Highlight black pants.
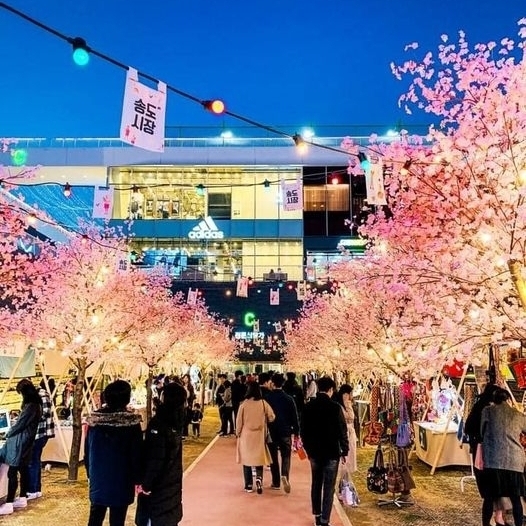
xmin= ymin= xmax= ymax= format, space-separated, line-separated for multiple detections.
xmin=220 ymin=406 xmax=234 ymax=434
xmin=7 ymin=465 xmax=29 ymax=502
xmin=192 ymin=423 xmax=201 ymax=436
xmin=268 ymin=436 xmax=292 ymax=487
xmin=87 ymin=503 xmax=128 ymax=526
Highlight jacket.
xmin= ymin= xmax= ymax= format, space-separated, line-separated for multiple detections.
xmin=236 ymin=399 xmax=275 ymax=466
xmin=283 ymin=379 xmax=305 ymax=417
xmin=136 ymin=414 xmax=184 ymax=526
xmin=3 ymin=401 xmax=41 ymax=467
xmin=85 ymin=409 xmax=143 ymax=507
xmin=265 ymin=389 xmax=300 ymax=439
xmin=301 ymin=392 xmax=349 ymax=461
xmin=481 ymin=402 xmax=526 ymax=473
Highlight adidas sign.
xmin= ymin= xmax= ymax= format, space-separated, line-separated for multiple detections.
xmin=188 ymin=216 xmax=224 ymax=239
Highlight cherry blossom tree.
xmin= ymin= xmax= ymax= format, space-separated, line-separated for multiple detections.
xmin=26 ymin=225 xmax=154 ymax=480
xmin=339 ymin=20 xmax=526 ymax=369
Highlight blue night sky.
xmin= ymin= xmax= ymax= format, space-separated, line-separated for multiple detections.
xmin=0 ymin=0 xmax=525 ymax=139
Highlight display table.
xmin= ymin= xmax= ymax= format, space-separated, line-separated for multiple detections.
xmin=413 ymin=421 xmax=470 ymax=468
xmin=42 ymin=423 xmax=85 ymax=464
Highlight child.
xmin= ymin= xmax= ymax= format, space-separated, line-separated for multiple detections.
xmin=191 ymin=402 xmax=203 ymax=438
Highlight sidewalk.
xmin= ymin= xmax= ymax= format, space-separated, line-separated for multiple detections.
xmin=180 ymin=436 xmax=351 ymax=526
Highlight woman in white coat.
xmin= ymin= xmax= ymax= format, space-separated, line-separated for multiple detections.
xmin=334 ymin=384 xmax=357 ymax=473
xmin=235 ymin=381 xmax=275 ymax=494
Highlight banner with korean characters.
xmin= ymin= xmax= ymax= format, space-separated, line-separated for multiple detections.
xmin=120 ymin=68 xmax=167 ymax=153
xmin=281 ymin=178 xmax=303 ymax=211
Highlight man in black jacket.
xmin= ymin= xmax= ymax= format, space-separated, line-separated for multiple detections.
xmin=266 ymin=373 xmax=300 ymax=493
xmin=230 ymin=370 xmax=246 ymax=426
xmin=301 ymin=376 xmax=349 ymax=526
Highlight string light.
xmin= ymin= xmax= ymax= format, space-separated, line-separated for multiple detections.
xmin=0 ymin=3 xmax=436 ymax=170
xmin=195 ymin=184 xmax=205 ymax=196
xmin=63 ymin=182 xmax=72 ymax=197
xmin=400 ymin=160 xmax=412 ymax=175
xmin=358 ymin=152 xmax=371 ymax=170
xmin=202 ymin=99 xmax=226 ymax=115
xmin=263 ymin=179 xmax=271 ymax=189
xmin=70 ymin=36 xmax=90 ymax=66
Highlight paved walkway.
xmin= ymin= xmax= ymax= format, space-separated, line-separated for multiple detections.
xmin=180 ymin=436 xmax=351 ymax=526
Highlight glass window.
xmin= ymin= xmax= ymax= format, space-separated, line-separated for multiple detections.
xmin=326 ymin=185 xmax=349 ymax=211
xmin=208 ymin=192 xmax=232 ymax=219
xmin=304 ymin=186 xmax=326 ymax=212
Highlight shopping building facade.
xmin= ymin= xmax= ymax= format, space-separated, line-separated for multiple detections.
xmin=12 ymin=136 xmax=368 ymax=282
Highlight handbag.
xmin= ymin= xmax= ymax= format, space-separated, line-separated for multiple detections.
xmin=397 ymin=447 xmax=416 ymax=490
xmin=363 ymin=384 xmax=384 ymax=446
xmin=366 ymin=447 xmax=388 ymax=494
xmin=386 ymin=448 xmax=405 ymax=494
xmin=262 ymin=400 xmax=272 ymax=444
xmin=396 ymin=391 xmax=412 ymax=448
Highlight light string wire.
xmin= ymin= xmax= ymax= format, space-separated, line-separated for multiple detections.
xmin=0 ymin=1 xmax=418 ymax=164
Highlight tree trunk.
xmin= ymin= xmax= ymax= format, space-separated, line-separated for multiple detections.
xmin=67 ymin=358 xmax=87 ymax=481
xmin=509 ymin=259 xmax=526 ymax=310
xmin=199 ymin=364 xmax=209 ymax=409
xmin=146 ymin=366 xmax=154 ymax=424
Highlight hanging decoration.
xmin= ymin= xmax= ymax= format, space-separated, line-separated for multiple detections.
xmin=187 ymin=288 xmax=198 ymax=305
xmin=236 ymin=276 xmax=249 ymax=298
xmin=281 ymin=177 xmax=303 ymax=211
xmin=270 ymin=288 xmax=280 ymax=305
xmin=120 ymin=68 xmax=167 ymax=153
xmin=92 ymin=186 xmax=115 ymax=219
xmin=296 ymin=280 xmax=307 ymax=300
xmin=365 ymin=158 xmax=387 ymax=205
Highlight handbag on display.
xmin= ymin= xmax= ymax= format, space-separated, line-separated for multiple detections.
xmin=386 ymin=448 xmax=405 ymax=494
xmin=396 ymin=391 xmax=413 ymax=448
xmin=363 ymin=383 xmax=384 ymax=446
xmin=366 ymin=447 xmax=388 ymax=494
xmin=397 ymin=447 xmax=416 ymax=490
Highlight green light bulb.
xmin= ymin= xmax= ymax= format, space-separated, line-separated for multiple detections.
xmin=73 ymin=47 xmax=90 ymax=66
xmin=11 ymin=149 xmax=27 ymax=166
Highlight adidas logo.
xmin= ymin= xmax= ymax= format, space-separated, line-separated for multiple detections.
xmin=188 ymin=216 xmax=224 ymax=239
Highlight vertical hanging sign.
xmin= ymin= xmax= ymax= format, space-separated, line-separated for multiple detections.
xmin=270 ymin=288 xmax=280 ymax=305
xmin=120 ymin=68 xmax=167 ymax=153
xmin=281 ymin=178 xmax=303 ymax=211
xmin=236 ymin=277 xmax=249 ymax=298
xmin=366 ymin=158 xmax=387 ymax=205
xmin=92 ymin=187 xmax=115 ymax=219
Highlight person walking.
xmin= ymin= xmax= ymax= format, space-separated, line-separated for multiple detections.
xmin=84 ymin=380 xmax=143 ymax=526
xmin=135 ymin=381 xmax=186 ymax=526
xmin=0 ymin=378 xmax=42 ymax=516
xmin=27 ymin=378 xmax=55 ymax=500
xmin=231 ymin=370 xmax=246 ymax=426
xmin=266 ymin=373 xmax=300 ymax=493
xmin=301 ymin=376 xmax=349 ymax=526
xmin=283 ymin=372 xmax=305 ymax=423
xmin=181 ymin=374 xmax=196 ymax=438
xmin=480 ymin=387 xmax=526 ymax=526
xmin=219 ymin=380 xmax=235 ymax=436
xmin=464 ymin=383 xmax=509 ymax=526
xmin=235 ymin=381 xmax=275 ymax=494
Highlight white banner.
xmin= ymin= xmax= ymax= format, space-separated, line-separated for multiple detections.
xmin=116 ymin=255 xmax=130 ymax=273
xmin=270 ymin=288 xmax=280 ymax=305
xmin=0 ymin=335 xmax=27 ymax=357
xmin=92 ymin=187 xmax=114 ymax=219
xmin=366 ymin=158 xmax=387 ymax=205
xmin=120 ymin=68 xmax=167 ymax=153
xmin=236 ymin=277 xmax=249 ymax=298
xmin=187 ymin=288 xmax=198 ymax=305
xmin=281 ymin=178 xmax=303 ymax=211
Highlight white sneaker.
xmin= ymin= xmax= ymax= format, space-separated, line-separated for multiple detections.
xmin=13 ymin=497 xmax=27 ymax=509
xmin=0 ymin=503 xmax=14 ymax=515
xmin=27 ymin=492 xmax=42 ymax=500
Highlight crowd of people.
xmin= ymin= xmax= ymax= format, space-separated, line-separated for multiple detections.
xmin=0 ymin=370 xmax=357 ymax=526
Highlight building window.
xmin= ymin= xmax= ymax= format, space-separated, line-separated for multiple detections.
xmin=304 ymin=186 xmax=326 ymax=212
xmin=326 ymin=185 xmax=349 ymax=211
xmin=208 ymin=192 xmax=232 ymax=219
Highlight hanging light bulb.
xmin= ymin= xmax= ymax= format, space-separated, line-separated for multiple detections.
xmin=357 ymin=152 xmax=371 ymax=170
xmin=63 ymin=183 xmax=72 ymax=197
xmin=195 ymin=184 xmax=205 ymax=196
xmin=71 ymin=37 xmax=90 ymax=66
xmin=132 ymin=185 xmax=139 ymax=194
xmin=26 ymin=213 xmax=37 ymax=226
xmin=330 ymin=173 xmax=339 ymax=185
xmin=202 ymin=99 xmax=225 ymax=115
xmin=400 ymin=160 xmax=412 ymax=175
xmin=263 ymin=179 xmax=271 ymax=190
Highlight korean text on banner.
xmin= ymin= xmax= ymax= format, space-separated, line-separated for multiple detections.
xmin=92 ymin=187 xmax=114 ymax=219
xmin=120 ymin=68 xmax=167 ymax=153
xmin=281 ymin=178 xmax=303 ymax=211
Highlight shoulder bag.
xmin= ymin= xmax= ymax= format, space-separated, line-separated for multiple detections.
xmin=366 ymin=447 xmax=388 ymax=494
